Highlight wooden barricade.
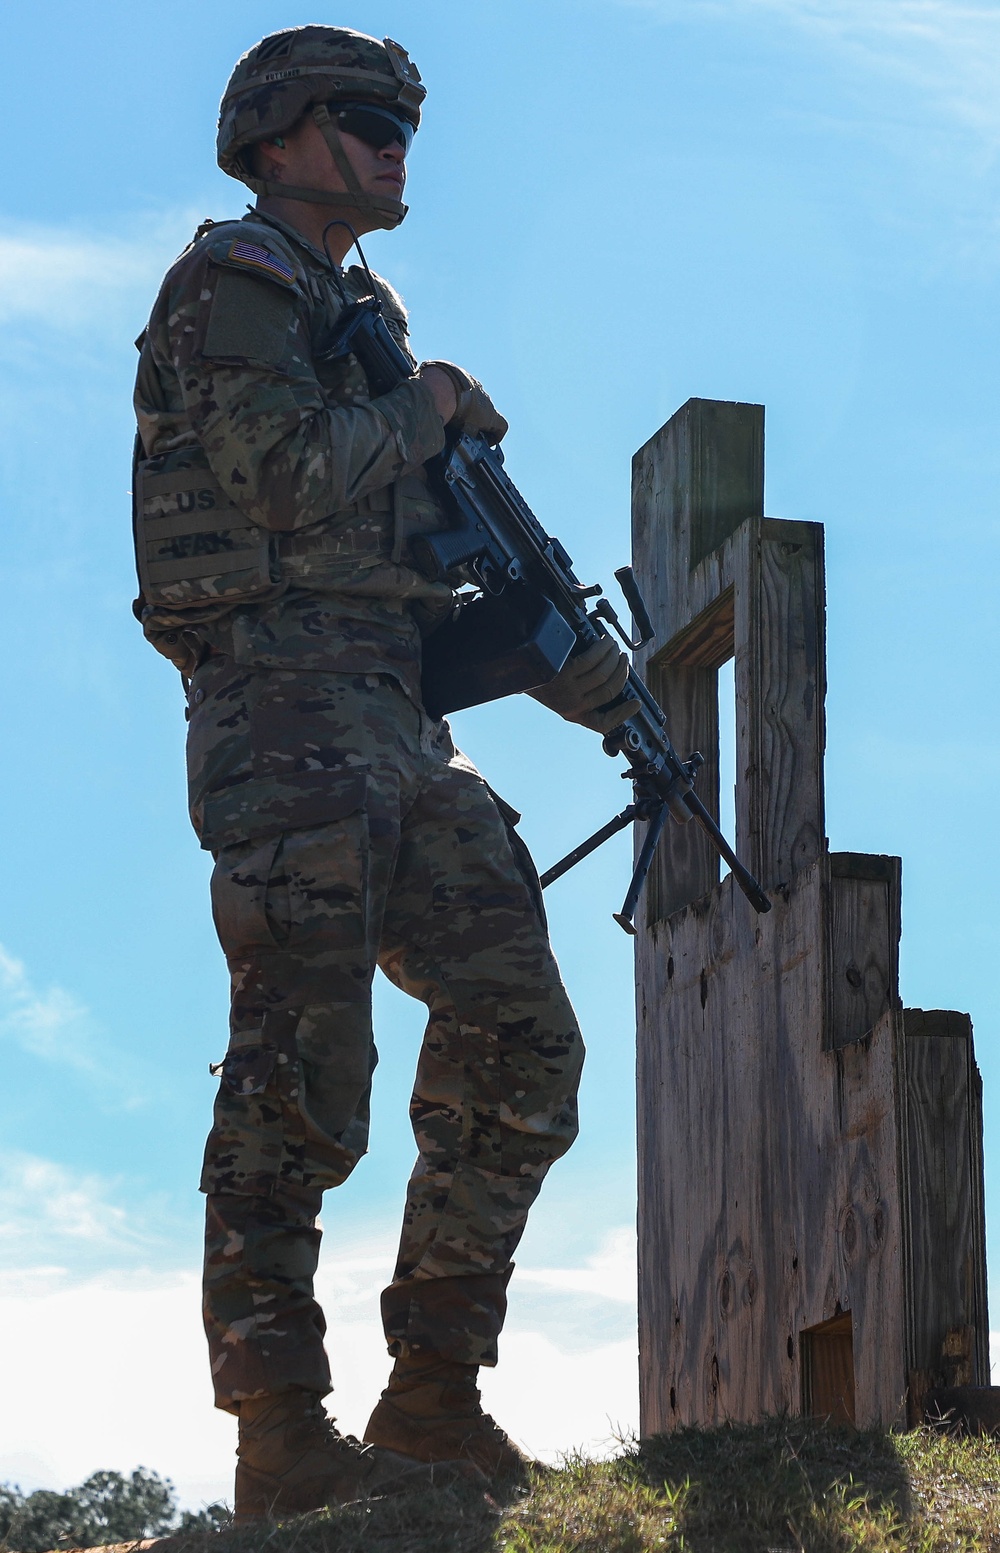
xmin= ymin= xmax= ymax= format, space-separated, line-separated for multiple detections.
xmin=631 ymin=398 xmax=988 ymax=1432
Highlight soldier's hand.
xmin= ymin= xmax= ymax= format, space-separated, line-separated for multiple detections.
xmin=528 ymin=636 xmax=641 ymax=734
xmin=418 ymin=364 xmax=459 ymax=424
xmin=418 ymin=359 xmax=508 ymax=444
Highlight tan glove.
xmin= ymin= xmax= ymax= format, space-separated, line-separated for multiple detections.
xmin=528 ymin=636 xmax=641 ymax=734
xmin=418 ymin=359 xmax=508 ymax=444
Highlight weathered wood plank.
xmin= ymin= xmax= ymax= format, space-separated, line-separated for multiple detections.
xmin=904 ymin=1009 xmax=974 ymax=1039
xmin=900 ymin=1009 xmax=989 ymax=1416
xmin=631 ymin=399 xmax=762 ymax=677
xmin=737 ymin=521 xmax=826 ymax=889
xmin=644 ymin=664 xmax=720 ymax=920
xmin=639 ymin=509 xmax=819 ymax=906
xmin=969 ymin=1053 xmax=988 ymax=1375
xmin=632 ymin=400 xmax=984 ymax=1445
xmin=826 ymin=854 xmax=901 ymax=1050
xmin=637 ymin=867 xmax=907 ymax=1434
xmin=685 ymin=401 xmax=764 ymax=569
xmin=631 ymin=399 xmax=763 ymax=603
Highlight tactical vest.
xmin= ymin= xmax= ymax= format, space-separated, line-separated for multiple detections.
xmin=134 ymin=439 xmax=279 ymax=610
xmin=133 ymin=222 xmax=445 ymax=619
xmin=133 ymin=447 xmax=436 ymax=610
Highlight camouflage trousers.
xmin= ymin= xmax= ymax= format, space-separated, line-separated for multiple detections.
xmin=187 ymin=662 xmax=584 ymax=1412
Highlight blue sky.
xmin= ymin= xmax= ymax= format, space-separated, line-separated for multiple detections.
xmin=2 ymin=0 xmax=999 ymax=1510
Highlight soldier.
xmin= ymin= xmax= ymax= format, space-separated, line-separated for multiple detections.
xmin=133 ymin=26 xmax=635 ymax=1523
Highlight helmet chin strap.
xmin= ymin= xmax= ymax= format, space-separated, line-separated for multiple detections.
xmin=246 ymin=102 xmax=407 ymax=230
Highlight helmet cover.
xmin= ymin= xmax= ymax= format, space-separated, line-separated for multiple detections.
xmin=218 ymin=26 xmax=424 ymax=188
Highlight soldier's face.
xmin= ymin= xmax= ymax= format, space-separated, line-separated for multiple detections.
xmin=274 ymin=114 xmax=407 ymax=217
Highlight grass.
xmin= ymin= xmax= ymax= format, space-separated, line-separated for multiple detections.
xmin=508 ymin=1421 xmax=1000 ymax=1551
xmin=131 ymin=1420 xmax=1000 ymax=1553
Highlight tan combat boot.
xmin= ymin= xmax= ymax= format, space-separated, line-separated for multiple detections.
xmin=234 ymin=1389 xmax=455 ymax=1523
xmin=363 ymin=1355 xmax=533 ymax=1482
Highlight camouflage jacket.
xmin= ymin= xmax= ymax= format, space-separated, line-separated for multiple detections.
xmin=133 ymin=210 xmax=455 ymax=695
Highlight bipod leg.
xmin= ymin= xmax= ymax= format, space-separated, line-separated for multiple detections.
xmin=612 ymin=800 xmax=669 ymax=935
xmin=684 ymin=789 xmax=771 ymax=914
xmin=539 ymin=803 xmax=638 ymax=890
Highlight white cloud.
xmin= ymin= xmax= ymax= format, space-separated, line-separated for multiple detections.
xmin=0 ymin=944 xmax=99 ymax=1069
xmin=0 ymin=943 xmax=149 ymax=1108
xmin=517 ymin=1225 xmax=636 ymax=1304
xmin=621 ymin=0 xmax=1000 ymax=141
xmin=0 ymin=233 xmax=150 ymax=326
xmin=0 ymin=1268 xmax=232 ymax=1511
xmin=0 ymin=211 xmax=205 ymax=330
xmin=0 ymin=1151 xmax=153 ymax=1273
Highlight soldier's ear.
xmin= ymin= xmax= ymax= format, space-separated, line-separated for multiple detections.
xmin=250 ymin=138 xmax=286 ymax=179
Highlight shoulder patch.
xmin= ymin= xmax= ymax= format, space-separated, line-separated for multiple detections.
xmin=224 ymin=240 xmax=297 ymax=287
xmin=201 ymin=266 xmax=297 ymax=365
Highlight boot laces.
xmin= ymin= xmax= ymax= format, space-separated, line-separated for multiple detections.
xmin=307 ymin=1403 xmax=366 ymax=1452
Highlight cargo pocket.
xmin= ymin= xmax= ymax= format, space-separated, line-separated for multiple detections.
xmin=201 ymin=990 xmax=324 ymax=1197
xmin=213 ymin=1043 xmax=278 ymax=1096
xmin=210 ymin=833 xmax=288 ymax=957
xmin=201 ymin=775 xmax=373 ymax=1200
xmin=277 ymin=813 xmax=369 ymax=953
xmin=200 ymin=1028 xmax=287 ymax=1196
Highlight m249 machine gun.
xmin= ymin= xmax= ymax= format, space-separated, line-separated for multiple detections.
xmin=322 ymin=227 xmax=771 ymax=930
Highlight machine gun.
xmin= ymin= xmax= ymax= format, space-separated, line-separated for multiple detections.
xmin=322 ymin=226 xmax=771 ymax=929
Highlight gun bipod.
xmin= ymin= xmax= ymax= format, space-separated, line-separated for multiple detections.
xmin=538 ymin=772 xmax=672 ymax=933
xmin=612 ymin=797 xmax=669 ymax=935
xmin=540 ymin=770 xmax=771 ymax=928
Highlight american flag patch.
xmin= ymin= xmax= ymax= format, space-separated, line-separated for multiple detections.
xmin=226 ymin=241 xmax=296 ymax=285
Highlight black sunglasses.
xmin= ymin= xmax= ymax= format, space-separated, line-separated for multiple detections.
xmin=331 ymin=102 xmax=415 ymax=155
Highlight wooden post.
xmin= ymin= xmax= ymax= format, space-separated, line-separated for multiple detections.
xmin=900 ymin=1009 xmax=990 ymax=1419
xmin=632 ymin=398 xmax=988 ymax=1434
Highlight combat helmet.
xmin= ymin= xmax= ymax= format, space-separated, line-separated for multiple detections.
xmin=218 ymin=26 xmax=425 ymax=229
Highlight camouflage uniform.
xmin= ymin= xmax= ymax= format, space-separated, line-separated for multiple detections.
xmin=134 ymin=209 xmax=584 ymax=1412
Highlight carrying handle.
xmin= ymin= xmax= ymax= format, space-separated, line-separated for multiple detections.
xmin=614 ymin=565 xmax=655 ymax=648
xmin=592 ymin=566 xmax=656 ymax=652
